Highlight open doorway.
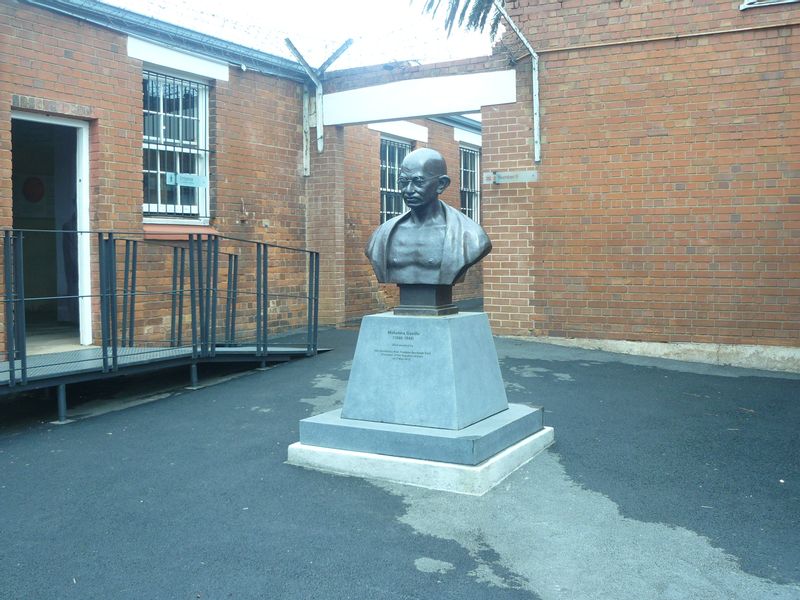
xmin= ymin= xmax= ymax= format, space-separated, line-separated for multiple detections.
xmin=11 ymin=117 xmax=87 ymax=354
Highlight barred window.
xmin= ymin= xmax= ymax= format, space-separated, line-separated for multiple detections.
xmin=460 ymin=146 xmax=480 ymax=223
xmin=380 ymin=138 xmax=411 ymax=223
xmin=142 ymin=71 xmax=209 ymax=219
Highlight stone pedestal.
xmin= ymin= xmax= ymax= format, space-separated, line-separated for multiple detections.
xmin=288 ymin=312 xmax=553 ymax=495
xmin=341 ymin=312 xmax=508 ymax=429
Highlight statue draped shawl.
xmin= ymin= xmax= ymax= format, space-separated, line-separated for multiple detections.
xmin=365 ymin=201 xmax=492 ymax=285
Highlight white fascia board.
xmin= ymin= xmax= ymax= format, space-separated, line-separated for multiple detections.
xmin=454 ymin=128 xmax=481 ymax=147
xmin=367 ymin=121 xmax=428 ymax=143
xmin=128 ymin=37 xmax=229 ymax=81
xmin=324 ymin=70 xmax=516 ymax=126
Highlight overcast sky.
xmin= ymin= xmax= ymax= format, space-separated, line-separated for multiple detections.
xmin=104 ymin=0 xmax=494 ymax=70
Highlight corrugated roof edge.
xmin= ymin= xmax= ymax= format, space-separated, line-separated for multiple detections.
xmin=429 ymin=115 xmax=481 ymax=134
xmin=21 ymin=0 xmax=309 ymax=83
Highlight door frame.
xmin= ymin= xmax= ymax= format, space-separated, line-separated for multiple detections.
xmin=11 ymin=111 xmax=92 ymax=345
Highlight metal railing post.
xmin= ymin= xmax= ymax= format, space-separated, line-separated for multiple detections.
xmin=224 ymin=252 xmax=239 ymax=346
xmin=188 ymin=235 xmax=199 ymax=359
xmin=57 ymin=384 xmax=67 ymax=423
xmin=203 ymin=236 xmax=213 ymax=357
xmin=127 ymin=240 xmax=138 ymax=348
xmin=98 ymin=233 xmax=110 ymax=372
xmin=195 ymin=234 xmax=206 ymax=357
xmin=230 ymin=253 xmax=238 ymax=345
xmin=13 ymin=232 xmax=27 ymax=384
xmin=224 ymin=253 xmax=232 ymax=344
xmin=3 ymin=232 xmax=16 ymax=386
xmin=312 ymin=251 xmax=320 ymax=354
xmin=255 ymin=243 xmax=263 ymax=356
xmin=306 ymin=251 xmax=315 ymax=356
xmin=177 ymin=246 xmax=186 ymax=347
xmin=209 ymin=236 xmax=219 ymax=357
xmin=262 ymin=243 xmax=269 ymax=354
xmin=107 ymin=233 xmax=119 ymax=370
xmin=121 ymin=239 xmax=130 ymax=346
xmin=170 ymin=246 xmax=179 ymax=347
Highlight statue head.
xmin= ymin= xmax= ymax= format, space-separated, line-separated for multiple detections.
xmin=365 ymin=146 xmax=491 ymax=289
xmin=399 ymin=148 xmax=451 ymax=212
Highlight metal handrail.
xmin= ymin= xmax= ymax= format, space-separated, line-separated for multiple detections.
xmin=0 ymin=229 xmax=320 ymax=389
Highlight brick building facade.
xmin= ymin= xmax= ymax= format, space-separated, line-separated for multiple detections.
xmin=1 ymin=0 xmax=486 ymax=350
xmin=326 ymin=0 xmax=799 ymax=354
xmin=483 ymin=0 xmax=799 ymax=347
xmin=2 ymin=0 xmax=797 ymax=364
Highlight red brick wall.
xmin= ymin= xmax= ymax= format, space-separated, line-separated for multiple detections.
xmin=478 ymin=2 xmax=799 ymax=345
xmin=212 ymin=69 xmax=306 ymax=249
xmin=306 ymin=125 xmax=346 ymax=325
xmin=506 ymin=0 xmax=797 ymax=52
xmin=342 ymin=124 xmax=383 ymax=321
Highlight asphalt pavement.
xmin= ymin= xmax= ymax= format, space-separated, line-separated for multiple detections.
xmin=1 ymin=325 xmax=798 ymax=599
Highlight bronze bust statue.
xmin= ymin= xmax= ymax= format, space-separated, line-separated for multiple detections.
xmin=366 ymin=148 xmax=491 ymax=288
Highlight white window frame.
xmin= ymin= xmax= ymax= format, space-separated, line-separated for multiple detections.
xmin=740 ymin=0 xmax=799 ymax=8
xmin=459 ymin=145 xmax=481 ymax=224
xmin=379 ymin=136 xmax=412 ymax=223
xmin=142 ymin=70 xmax=210 ymax=224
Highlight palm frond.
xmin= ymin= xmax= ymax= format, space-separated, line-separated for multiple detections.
xmin=419 ymin=0 xmax=504 ymax=39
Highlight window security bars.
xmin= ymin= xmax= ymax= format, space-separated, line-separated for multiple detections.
xmin=380 ymin=138 xmax=411 ymax=223
xmin=142 ymin=71 xmax=210 ymax=219
xmin=460 ymin=146 xmax=481 ymax=223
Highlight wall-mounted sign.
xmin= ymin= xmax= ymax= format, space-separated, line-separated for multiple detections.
xmin=166 ymin=173 xmax=208 ymax=188
xmin=482 ymin=170 xmax=539 ymax=185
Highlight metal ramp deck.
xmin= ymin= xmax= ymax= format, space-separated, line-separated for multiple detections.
xmin=1 ymin=229 xmax=322 ymax=421
xmin=0 ymin=344 xmax=318 ymax=388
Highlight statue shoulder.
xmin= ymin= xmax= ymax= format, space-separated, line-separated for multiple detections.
xmin=443 ymin=202 xmax=489 ymax=240
xmin=447 ymin=203 xmax=492 ymax=267
xmin=366 ymin=213 xmax=403 ymax=255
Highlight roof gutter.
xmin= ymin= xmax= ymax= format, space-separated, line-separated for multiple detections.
xmin=428 ymin=115 xmax=481 ymax=135
xmin=21 ymin=0 xmax=310 ymax=83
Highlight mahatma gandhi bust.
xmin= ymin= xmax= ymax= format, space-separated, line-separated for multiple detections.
xmin=366 ymin=148 xmax=491 ymax=286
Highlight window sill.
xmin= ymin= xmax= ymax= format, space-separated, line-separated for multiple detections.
xmin=143 ymin=223 xmax=219 ymax=241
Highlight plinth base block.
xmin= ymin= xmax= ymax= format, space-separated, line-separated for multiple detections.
xmin=299 ymin=403 xmax=543 ymax=466
xmin=287 ymin=426 xmax=555 ymax=496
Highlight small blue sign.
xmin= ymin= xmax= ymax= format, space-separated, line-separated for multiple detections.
xmin=165 ymin=173 xmax=207 ymax=188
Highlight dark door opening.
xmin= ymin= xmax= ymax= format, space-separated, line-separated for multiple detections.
xmin=11 ymin=119 xmax=80 ymax=354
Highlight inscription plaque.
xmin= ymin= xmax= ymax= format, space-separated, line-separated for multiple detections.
xmin=374 ymin=329 xmax=432 ymax=362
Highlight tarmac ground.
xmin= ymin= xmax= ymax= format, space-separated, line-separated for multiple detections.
xmin=1 ymin=325 xmax=799 ymax=599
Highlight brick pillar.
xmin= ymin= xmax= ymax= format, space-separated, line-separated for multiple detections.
xmin=306 ymin=125 xmax=346 ymax=326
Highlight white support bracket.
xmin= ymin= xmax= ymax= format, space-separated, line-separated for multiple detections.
xmin=285 ymin=38 xmax=352 ymax=161
xmin=493 ymin=1 xmax=541 ymax=163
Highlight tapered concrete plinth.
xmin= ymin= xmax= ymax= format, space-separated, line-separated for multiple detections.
xmin=341 ymin=312 xmax=508 ymax=430
xmin=287 ymin=426 xmax=554 ymax=496
xmin=287 ymin=310 xmax=554 ymax=495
